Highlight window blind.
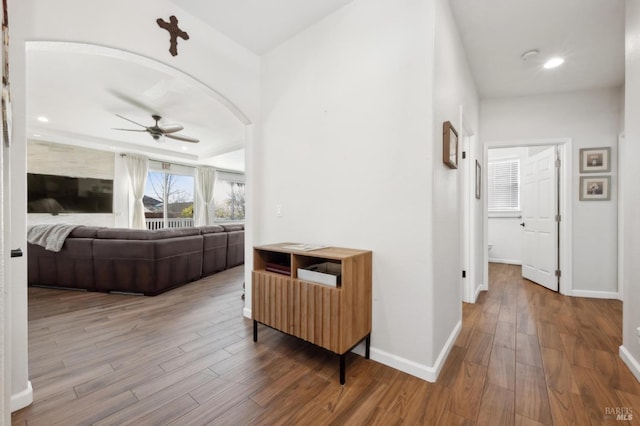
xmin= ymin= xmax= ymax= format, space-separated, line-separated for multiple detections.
xmin=488 ymin=159 xmax=520 ymax=211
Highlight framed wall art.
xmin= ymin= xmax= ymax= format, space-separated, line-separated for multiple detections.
xmin=579 ymin=147 xmax=610 ymax=173
xmin=443 ymin=121 xmax=458 ymax=169
xmin=579 ymin=175 xmax=611 ymax=201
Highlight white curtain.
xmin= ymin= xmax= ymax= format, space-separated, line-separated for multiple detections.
xmin=195 ymin=167 xmax=216 ymax=226
xmin=124 ymin=154 xmax=149 ymax=229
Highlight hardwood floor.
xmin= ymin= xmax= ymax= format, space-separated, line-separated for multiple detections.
xmin=12 ymin=263 xmax=638 ymax=425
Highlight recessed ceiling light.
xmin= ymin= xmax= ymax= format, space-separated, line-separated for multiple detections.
xmin=543 ymin=57 xmax=565 ymax=69
xmin=33 ymin=134 xmax=41 ymax=137
xmin=37 ymin=116 xmax=49 ymax=123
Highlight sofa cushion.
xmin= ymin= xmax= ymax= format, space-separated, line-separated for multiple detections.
xmin=202 ymin=231 xmax=228 ymax=276
xmin=221 ymin=224 xmax=244 ymax=232
xmin=96 ymin=227 xmax=201 ymax=240
xmin=93 ymin=234 xmax=203 ymax=295
xmin=28 ymin=239 xmax=96 ymax=290
xmin=226 ymin=229 xmax=244 ymax=268
xmin=69 ymin=225 xmax=104 ymax=238
xmin=199 ymin=225 xmax=225 ymax=234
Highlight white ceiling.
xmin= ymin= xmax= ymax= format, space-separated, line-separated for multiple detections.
xmin=449 ymin=0 xmax=625 ymax=98
xmin=27 ymin=0 xmax=624 ymax=169
xmin=27 ymin=42 xmax=246 ymax=167
xmin=27 ymin=2 xmax=355 ymax=171
xmin=171 ymin=0 xmax=355 ymax=55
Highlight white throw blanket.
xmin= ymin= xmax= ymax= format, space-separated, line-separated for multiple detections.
xmin=27 ymin=224 xmax=79 ymax=252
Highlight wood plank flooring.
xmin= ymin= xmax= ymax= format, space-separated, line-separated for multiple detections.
xmin=12 ymin=263 xmax=638 ymax=425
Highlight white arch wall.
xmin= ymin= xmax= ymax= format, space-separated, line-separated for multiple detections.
xmin=8 ymin=0 xmax=259 ymax=411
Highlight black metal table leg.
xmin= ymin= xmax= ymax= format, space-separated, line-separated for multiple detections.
xmin=340 ymin=354 xmax=346 ymax=385
xmin=365 ymin=334 xmax=371 ymax=359
xmin=253 ymin=320 xmax=258 ymax=342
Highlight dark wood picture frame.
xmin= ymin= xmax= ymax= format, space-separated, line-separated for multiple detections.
xmin=443 ymin=121 xmax=458 ymax=169
xmin=475 ymin=160 xmax=481 ymax=199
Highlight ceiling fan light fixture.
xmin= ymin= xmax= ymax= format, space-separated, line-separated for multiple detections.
xmin=153 ymin=133 xmax=166 ymax=143
xmin=543 ymin=57 xmax=565 ymax=69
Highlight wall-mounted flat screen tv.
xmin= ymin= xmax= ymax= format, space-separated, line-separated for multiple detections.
xmin=27 ymin=173 xmax=113 ymax=214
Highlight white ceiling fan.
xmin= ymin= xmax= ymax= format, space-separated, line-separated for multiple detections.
xmin=113 ymin=114 xmax=200 ymax=143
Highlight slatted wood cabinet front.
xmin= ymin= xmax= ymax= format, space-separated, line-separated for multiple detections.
xmin=252 ymin=243 xmax=372 ymax=355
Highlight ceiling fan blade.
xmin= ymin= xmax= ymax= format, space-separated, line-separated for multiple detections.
xmin=115 ymin=114 xmax=149 ymax=128
xmin=112 ymin=128 xmax=148 ymax=132
xmin=159 ymin=124 xmax=184 ymax=134
xmin=108 ymin=89 xmax=156 ymax=114
xmin=166 ymin=133 xmax=199 ymax=143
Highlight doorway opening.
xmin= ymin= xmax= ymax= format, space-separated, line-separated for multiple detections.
xmin=483 ymin=138 xmax=572 ymax=296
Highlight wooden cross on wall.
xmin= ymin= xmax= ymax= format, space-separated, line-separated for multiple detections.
xmin=156 ymin=15 xmax=189 ymax=57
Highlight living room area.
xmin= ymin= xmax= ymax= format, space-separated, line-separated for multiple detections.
xmin=23 ymin=39 xmax=248 ymax=290
xmin=6 ymin=3 xmax=261 ymax=416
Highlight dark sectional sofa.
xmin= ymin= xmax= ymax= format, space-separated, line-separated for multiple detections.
xmin=27 ymin=224 xmax=244 ymax=296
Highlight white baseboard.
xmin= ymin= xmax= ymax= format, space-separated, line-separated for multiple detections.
xmin=370 ymin=320 xmax=461 ymax=383
xmin=571 ymin=289 xmax=620 ymax=300
xmin=620 ymin=345 xmax=640 ymax=383
xmin=250 ymin=313 xmax=463 ymax=384
xmin=243 ymin=307 xmax=252 ymax=319
xmin=488 ymin=258 xmax=521 ymax=265
xmin=474 ymin=283 xmax=487 ymax=302
xmin=11 ymin=381 xmax=33 ymax=412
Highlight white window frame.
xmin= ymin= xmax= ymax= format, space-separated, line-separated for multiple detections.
xmin=488 ymin=158 xmax=520 ymax=217
xmin=146 ymin=161 xmax=196 ymax=228
xmin=214 ymin=170 xmax=245 ymax=223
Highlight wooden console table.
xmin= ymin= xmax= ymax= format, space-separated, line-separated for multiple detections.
xmin=252 ymin=243 xmax=372 ymax=384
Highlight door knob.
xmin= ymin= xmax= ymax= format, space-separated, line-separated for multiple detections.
xmin=520 ymin=222 xmax=525 ymax=227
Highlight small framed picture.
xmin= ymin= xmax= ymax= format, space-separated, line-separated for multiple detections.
xmin=475 ymin=160 xmax=481 ymax=199
xmin=443 ymin=121 xmax=458 ymax=169
xmin=579 ymin=147 xmax=610 ymax=173
xmin=579 ymin=175 xmax=611 ymax=201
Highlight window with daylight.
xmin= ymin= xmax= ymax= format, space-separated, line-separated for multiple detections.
xmin=214 ymin=171 xmax=245 ymax=222
xmin=488 ymin=159 xmax=520 ymax=212
xmin=143 ymin=162 xmax=195 ymax=229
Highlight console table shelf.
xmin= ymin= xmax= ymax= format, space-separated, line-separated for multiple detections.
xmin=252 ymin=243 xmax=372 ymax=384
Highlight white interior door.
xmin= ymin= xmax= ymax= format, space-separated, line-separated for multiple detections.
xmin=521 ymin=147 xmax=558 ymax=291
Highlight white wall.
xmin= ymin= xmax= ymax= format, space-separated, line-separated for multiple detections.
xmin=489 ymin=217 xmax=522 ymax=264
xmin=258 ymin=0 xmax=439 ymax=376
xmin=620 ymin=0 xmax=640 ymax=382
xmin=487 ymin=147 xmax=528 ymax=264
xmin=482 ymin=88 xmax=621 ymax=296
xmin=9 ymin=0 xmax=260 ymax=411
xmin=257 ymin=0 xmax=479 ymax=380
xmin=432 ymin=0 xmax=480 ymax=359
xmin=9 ymin=1 xmax=32 ymax=411
xmin=1 ymin=2 xmax=8 ymax=415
